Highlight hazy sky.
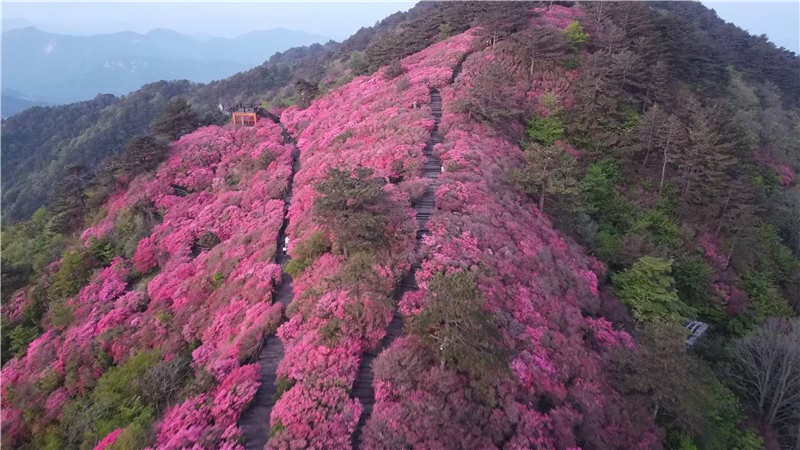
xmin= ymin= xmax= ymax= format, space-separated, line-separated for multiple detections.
xmin=2 ymin=1 xmax=798 ymax=53
xmin=1 ymin=2 xmax=417 ymax=40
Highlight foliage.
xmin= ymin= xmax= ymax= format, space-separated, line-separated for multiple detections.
xmin=608 ymin=322 xmax=763 ymax=450
xmin=438 ymin=23 xmax=453 ymax=41
xmin=612 ymin=256 xmax=686 ymax=323
xmin=150 ymin=98 xmax=200 ymax=141
xmin=198 ymin=231 xmax=221 ymax=249
xmin=347 ymin=51 xmax=369 ymax=76
xmin=51 ymin=247 xmax=99 ymax=299
xmin=724 ymin=318 xmax=800 ymax=450
xmin=121 ymin=135 xmax=170 ymax=177
xmin=409 ymin=271 xmax=508 ymax=398
xmin=450 ymin=61 xmax=526 ymax=136
xmin=507 ymin=142 xmax=579 ymax=213
xmin=561 ymin=21 xmax=589 ymax=45
xmin=526 ymin=115 xmax=565 ymax=146
xmin=313 ymin=167 xmax=393 ymax=255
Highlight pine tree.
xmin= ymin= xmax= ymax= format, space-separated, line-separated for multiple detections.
xmin=451 ymin=62 xmax=525 ymax=136
xmin=49 ymin=164 xmax=90 ymax=233
xmin=294 ymin=79 xmax=319 ymax=110
xmin=313 ymin=167 xmax=392 ymax=256
xmin=409 ymin=270 xmax=508 ymax=400
xmin=151 ymin=98 xmax=200 ymax=141
xmin=508 ymin=143 xmax=579 ymax=214
xmin=678 ymin=103 xmax=736 ymax=203
xmin=122 ymin=135 xmax=169 ymax=176
xmin=508 ymin=25 xmax=571 ymax=80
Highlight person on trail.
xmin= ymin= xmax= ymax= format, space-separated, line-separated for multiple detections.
xmin=283 ymin=236 xmax=289 ymax=253
xmin=412 ymin=101 xmax=418 ymax=109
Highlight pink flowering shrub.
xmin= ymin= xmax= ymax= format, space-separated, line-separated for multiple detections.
xmin=364 ymin=22 xmax=658 ymax=450
xmin=265 ymin=30 xmax=473 ymax=450
xmin=755 ymin=150 xmax=796 ymax=187
xmin=528 ymin=4 xmax=587 ymax=30
xmin=697 ymin=233 xmax=729 ymax=268
xmin=1 ymin=120 xmax=292 ymax=448
xmin=93 ymin=428 xmax=123 ymax=450
xmin=2 ymin=289 xmax=32 ymax=322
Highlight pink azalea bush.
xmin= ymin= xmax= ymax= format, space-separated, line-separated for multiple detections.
xmin=93 ymin=428 xmax=123 ymax=450
xmin=363 ymin=23 xmax=659 ymax=450
xmin=265 ymin=32 xmax=475 ymax=450
xmin=1 ymin=120 xmax=293 ymax=449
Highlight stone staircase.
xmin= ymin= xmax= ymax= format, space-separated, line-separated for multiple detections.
xmin=238 ymin=125 xmax=300 ymax=450
xmin=350 ymin=90 xmax=444 ymax=449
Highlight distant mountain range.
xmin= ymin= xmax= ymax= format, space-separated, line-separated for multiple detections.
xmin=1 ymin=26 xmax=330 ymax=108
xmin=1 ymin=88 xmax=51 ymax=119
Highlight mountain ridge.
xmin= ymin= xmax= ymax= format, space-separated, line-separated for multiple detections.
xmin=1 ymin=26 xmax=329 ymax=105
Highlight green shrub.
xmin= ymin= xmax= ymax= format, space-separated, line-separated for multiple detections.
xmin=89 ymin=236 xmax=122 ymax=266
xmin=562 ymin=57 xmax=581 ymax=70
xmin=612 ymin=256 xmax=687 ymax=323
xmin=438 ymin=23 xmax=453 ymax=41
xmin=49 ymin=300 xmax=75 ymax=327
xmin=51 ymin=248 xmax=97 ymax=298
xmin=347 ymin=51 xmax=368 ymax=75
xmin=525 ymin=115 xmax=564 ymax=146
xmin=107 ymin=423 xmax=152 ymax=450
xmin=284 ymin=230 xmax=332 ymax=276
xmin=269 ymin=418 xmax=286 ymax=439
xmin=561 ymin=21 xmax=589 ymax=45
xmin=78 ymin=351 xmax=161 ymax=444
xmin=211 ymin=271 xmax=225 ymax=290
xmin=9 ymin=325 xmax=40 ymax=356
xmin=332 ymin=130 xmax=353 ymax=144
xmin=272 ymin=376 xmax=297 ymax=403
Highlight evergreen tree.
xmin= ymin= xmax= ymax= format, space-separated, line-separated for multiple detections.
xmin=122 ymin=135 xmax=169 ymax=176
xmin=451 ymin=62 xmax=525 ymax=136
xmin=508 ymin=142 xmax=579 ymax=214
xmin=612 ymin=256 xmax=686 ymax=323
xmin=508 ymin=25 xmax=571 ymax=80
xmin=48 ymin=164 xmax=90 ymax=233
xmin=313 ymin=167 xmax=392 ymax=255
xmin=294 ymin=79 xmax=319 ymax=109
xmin=678 ymin=103 xmax=736 ymax=203
xmin=151 ymin=98 xmax=199 ymax=141
xmin=409 ymin=270 xmax=508 ymax=400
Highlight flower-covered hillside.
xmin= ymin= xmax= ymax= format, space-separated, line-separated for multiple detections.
xmin=267 ymin=32 xmax=473 ymax=449
xmin=362 ymin=18 xmax=661 ymax=450
xmin=1 ymin=120 xmax=294 ymax=450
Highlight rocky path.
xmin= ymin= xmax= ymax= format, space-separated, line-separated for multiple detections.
xmin=350 ymin=90 xmax=444 ymax=449
xmin=238 ymin=124 xmax=300 ymax=450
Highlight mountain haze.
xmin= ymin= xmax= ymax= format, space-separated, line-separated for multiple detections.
xmin=1 ymin=26 xmax=329 ymax=105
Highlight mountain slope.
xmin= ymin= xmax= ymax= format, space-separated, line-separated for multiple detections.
xmin=3 ymin=3 xmax=800 ymax=449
